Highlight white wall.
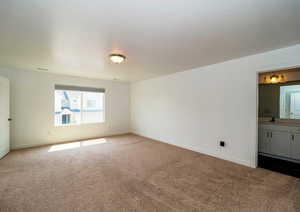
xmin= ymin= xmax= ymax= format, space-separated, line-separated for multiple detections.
xmin=0 ymin=68 xmax=130 ymax=149
xmin=131 ymin=44 xmax=300 ymax=168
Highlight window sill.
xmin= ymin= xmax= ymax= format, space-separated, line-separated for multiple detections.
xmin=55 ymin=121 xmax=105 ymax=127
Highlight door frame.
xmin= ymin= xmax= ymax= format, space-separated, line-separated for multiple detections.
xmin=0 ymin=76 xmax=10 ymax=159
xmin=255 ymin=65 xmax=300 ymax=168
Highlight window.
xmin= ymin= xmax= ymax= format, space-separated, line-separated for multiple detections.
xmin=87 ymin=99 xmax=96 ymax=108
xmin=62 ymin=114 xmax=71 ymax=124
xmin=54 ymin=85 xmax=105 ymax=126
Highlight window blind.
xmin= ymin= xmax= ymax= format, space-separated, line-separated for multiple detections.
xmin=55 ymin=85 xmax=105 ymax=93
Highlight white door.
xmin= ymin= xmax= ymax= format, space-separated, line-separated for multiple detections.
xmin=0 ymin=76 xmax=10 ymax=159
xmin=291 ymin=133 xmax=300 ymax=160
xmin=290 ymin=92 xmax=300 ymax=119
xmin=269 ymin=130 xmax=290 ymax=158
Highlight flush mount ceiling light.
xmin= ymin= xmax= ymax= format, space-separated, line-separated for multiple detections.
xmin=109 ymin=54 xmax=126 ymax=64
xmin=37 ymin=67 xmax=48 ymax=71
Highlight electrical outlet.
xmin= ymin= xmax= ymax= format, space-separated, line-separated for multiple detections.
xmin=220 ymin=141 xmax=225 ymax=147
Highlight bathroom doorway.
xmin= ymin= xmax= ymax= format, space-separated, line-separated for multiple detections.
xmin=258 ymin=67 xmax=300 ymax=178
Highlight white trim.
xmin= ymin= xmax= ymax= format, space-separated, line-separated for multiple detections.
xmin=182 ymin=143 xmax=256 ymax=168
xmin=0 ymin=146 xmax=9 ymax=159
xmin=133 ymin=133 xmax=255 ymax=168
xmin=11 ymin=132 xmax=131 ymax=150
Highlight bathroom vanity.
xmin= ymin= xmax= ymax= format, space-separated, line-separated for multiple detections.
xmin=259 ymin=122 xmax=300 ymax=162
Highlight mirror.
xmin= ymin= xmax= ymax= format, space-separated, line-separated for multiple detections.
xmin=259 ymin=83 xmax=300 ymax=119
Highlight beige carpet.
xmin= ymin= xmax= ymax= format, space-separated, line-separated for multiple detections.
xmin=0 ymin=134 xmax=299 ymax=212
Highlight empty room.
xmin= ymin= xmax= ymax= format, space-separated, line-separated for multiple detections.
xmin=0 ymin=0 xmax=300 ymax=211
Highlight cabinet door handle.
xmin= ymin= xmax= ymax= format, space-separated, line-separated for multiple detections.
xmin=292 ymin=134 xmax=295 ymax=141
xmin=267 ymin=132 xmax=269 ymax=138
xmin=270 ymin=132 xmax=272 ymax=138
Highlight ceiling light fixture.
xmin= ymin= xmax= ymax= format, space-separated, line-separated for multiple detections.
xmin=109 ymin=54 xmax=126 ymax=64
xmin=270 ymin=74 xmax=279 ymax=83
xmin=37 ymin=67 xmax=48 ymax=71
xmin=263 ymin=73 xmax=285 ymax=84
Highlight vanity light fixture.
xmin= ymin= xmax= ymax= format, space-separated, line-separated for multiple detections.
xmin=269 ymin=74 xmax=285 ymax=84
xmin=270 ymin=74 xmax=279 ymax=83
xmin=109 ymin=54 xmax=126 ymax=64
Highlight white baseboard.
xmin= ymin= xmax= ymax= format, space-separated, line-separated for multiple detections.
xmin=10 ymin=131 xmax=256 ymax=168
xmin=185 ymin=144 xmax=255 ymax=168
xmin=133 ymin=133 xmax=255 ymax=168
xmin=0 ymin=146 xmax=9 ymax=159
xmin=11 ymin=132 xmax=131 ymax=150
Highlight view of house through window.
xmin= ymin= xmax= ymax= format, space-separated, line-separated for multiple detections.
xmin=55 ymin=85 xmax=105 ymax=126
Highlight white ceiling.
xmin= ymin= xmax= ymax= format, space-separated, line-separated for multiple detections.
xmin=0 ymin=0 xmax=300 ymax=82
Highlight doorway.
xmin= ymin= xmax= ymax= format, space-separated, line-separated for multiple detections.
xmin=257 ymin=67 xmax=300 ymax=178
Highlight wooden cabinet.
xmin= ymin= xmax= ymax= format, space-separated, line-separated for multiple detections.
xmin=259 ymin=124 xmax=300 ymax=162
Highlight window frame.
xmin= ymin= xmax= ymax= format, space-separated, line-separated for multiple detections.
xmin=54 ymin=85 xmax=106 ymax=127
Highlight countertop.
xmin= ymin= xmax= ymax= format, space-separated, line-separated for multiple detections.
xmin=259 ymin=121 xmax=300 ymax=127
